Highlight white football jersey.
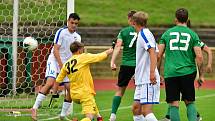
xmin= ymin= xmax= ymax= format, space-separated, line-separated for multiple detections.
xmin=135 ymin=28 xmax=160 ymax=85
xmin=48 ymin=27 xmax=81 ymax=63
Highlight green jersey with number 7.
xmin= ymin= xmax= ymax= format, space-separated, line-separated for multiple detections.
xmin=117 ymin=26 xmax=137 ymax=66
xmin=159 ymin=25 xmax=202 ymax=78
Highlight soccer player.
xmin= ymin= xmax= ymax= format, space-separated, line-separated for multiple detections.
xmin=31 ymin=13 xmax=81 ymax=120
xmin=132 ymin=11 xmax=160 ymax=121
xmin=159 ymin=19 xmax=212 ymax=121
xmin=187 ymin=19 xmax=213 ymax=84
xmin=109 ymin=10 xmax=137 ymax=121
xmin=158 ymin=8 xmax=203 ymax=121
xmin=53 ymin=41 xmax=113 ymax=121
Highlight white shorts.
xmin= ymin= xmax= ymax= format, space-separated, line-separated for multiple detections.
xmin=134 ymin=83 xmax=160 ymax=104
xmin=45 ymin=58 xmax=69 ymax=82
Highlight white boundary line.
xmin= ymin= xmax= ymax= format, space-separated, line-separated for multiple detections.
xmin=39 ymin=93 xmax=215 ymax=121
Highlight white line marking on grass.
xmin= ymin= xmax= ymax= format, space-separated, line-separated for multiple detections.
xmin=196 ymin=93 xmax=215 ymax=99
xmin=38 ymin=116 xmax=59 ymax=121
xmin=37 ymin=93 xmax=215 ymax=121
xmin=38 ymin=116 xmax=71 ymax=121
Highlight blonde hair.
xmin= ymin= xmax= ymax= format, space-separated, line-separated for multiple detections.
xmin=132 ymin=11 xmax=148 ymax=26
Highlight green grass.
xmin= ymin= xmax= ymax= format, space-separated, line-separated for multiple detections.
xmin=1 ymin=0 xmax=215 ymax=26
xmin=76 ymin=0 xmax=215 ymax=27
xmin=0 ymin=89 xmax=215 ymax=121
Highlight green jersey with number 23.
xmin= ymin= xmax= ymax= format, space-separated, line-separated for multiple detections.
xmin=159 ymin=25 xmax=201 ymax=78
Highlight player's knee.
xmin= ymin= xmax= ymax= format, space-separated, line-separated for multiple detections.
xmin=45 ymin=79 xmax=55 ymax=87
xmin=170 ymin=101 xmax=179 ymax=107
xmin=141 ymin=109 xmax=152 ymax=116
xmin=115 ymin=87 xmax=126 ymax=96
xmin=184 ymin=100 xmax=194 ymax=105
xmin=132 ymin=102 xmax=141 ymax=115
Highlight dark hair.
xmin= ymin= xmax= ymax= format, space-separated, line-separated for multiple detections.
xmin=70 ymin=41 xmax=84 ymax=53
xmin=187 ymin=19 xmax=191 ymax=27
xmin=175 ymin=8 xmax=188 ymax=23
xmin=68 ymin=13 xmax=80 ymax=20
xmin=128 ymin=10 xmax=137 ymax=18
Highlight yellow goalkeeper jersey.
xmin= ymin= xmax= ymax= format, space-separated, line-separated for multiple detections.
xmin=56 ymin=52 xmax=107 ymax=98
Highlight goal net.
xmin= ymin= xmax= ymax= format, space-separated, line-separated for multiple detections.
xmin=0 ymin=0 xmax=72 ymax=120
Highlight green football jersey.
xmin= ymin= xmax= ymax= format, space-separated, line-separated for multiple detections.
xmin=159 ymin=25 xmax=201 ymax=78
xmin=117 ymin=26 xmax=137 ymax=66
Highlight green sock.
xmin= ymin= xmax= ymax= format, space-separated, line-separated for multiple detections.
xmin=165 ymin=105 xmax=171 ymax=118
xmin=170 ymin=106 xmax=180 ymax=121
xmin=187 ymin=103 xmax=197 ymax=121
xmin=111 ymin=96 xmax=122 ymax=114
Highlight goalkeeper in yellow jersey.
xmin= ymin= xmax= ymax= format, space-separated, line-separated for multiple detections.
xmin=53 ymin=41 xmax=113 ymax=121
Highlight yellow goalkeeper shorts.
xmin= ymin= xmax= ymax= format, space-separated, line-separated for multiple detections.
xmin=72 ymin=94 xmax=100 ymax=115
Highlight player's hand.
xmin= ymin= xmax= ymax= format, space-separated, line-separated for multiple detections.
xmin=112 ymin=39 xmax=117 ymax=49
xmin=160 ymin=75 xmax=164 ymax=85
xmin=205 ymin=65 xmax=212 ymax=73
xmin=110 ymin=61 xmax=117 ymax=71
xmin=197 ymin=76 xmax=205 ymax=88
xmin=150 ymin=72 xmax=157 ymax=85
xmin=59 ymin=63 xmax=63 ymax=69
xmin=105 ymin=48 xmax=113 ymax=55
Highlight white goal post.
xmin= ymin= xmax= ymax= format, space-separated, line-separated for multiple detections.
xmin=0 ymin=0 xmax=75 ymax=118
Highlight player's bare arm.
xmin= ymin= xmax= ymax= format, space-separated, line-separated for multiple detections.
xmin=203 ymin=45 xmax=213 ymax=72
xmin=157 ymin=44 xmax=165 ymax=70
xmin=53 ymin=44 xmax=63 ymax=69
xmin=194 ymin=46 xmax=204 ymax=78
xmin=148 ymin=47 xmax=157 ymax=85
xmin=110 ymin=40 xmax=122 ymax=70
xmin=157 ymin=44 xmax=165 ymax=81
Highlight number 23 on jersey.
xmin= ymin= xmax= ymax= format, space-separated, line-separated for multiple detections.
xmin=169 ymin=32 xmax=191 ymax=51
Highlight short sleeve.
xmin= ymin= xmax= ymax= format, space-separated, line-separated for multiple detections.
xmin=54 ymin=29 xmax=64 ymax=45
xmin=76 ymin=34 xmax=81 ymax=42
xmin=159 ymin=32 xmax=167 ymax=45
xmin=117 ymin=30 xmax=123 ymax=41
xmin=193 ymin=32 xmax=201 ymax=47
xmin=140 ymin=29 xmax=156 ymax=50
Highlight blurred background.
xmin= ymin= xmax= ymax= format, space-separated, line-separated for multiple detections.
xmin=0 ymin=0 xmax=214 ymax=120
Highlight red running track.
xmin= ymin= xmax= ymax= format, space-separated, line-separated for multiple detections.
xmin=94 ymin=79 xmax=215 ymax=91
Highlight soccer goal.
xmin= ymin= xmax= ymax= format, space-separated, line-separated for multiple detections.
xmin=0 ymin=0 xmax=74 ymax=120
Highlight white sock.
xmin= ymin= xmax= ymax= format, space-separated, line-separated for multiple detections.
xmin=66 ymin=101 xmax=73 ymax=116
xmin=145 ymin=113 xmax=157 ymax=121
xmin=133 ymin=115 xmax=145 ymax=121
xmin=60 ymin=101 xmax=71 ymax=117
xmin=33 ymin=93 xmax=46 ymax=109
xmin=109 ymin=113 xmax=116 ymax=120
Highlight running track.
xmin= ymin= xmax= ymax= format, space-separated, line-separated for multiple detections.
xmin=94 ymin=79 xmax=215 ymax=91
